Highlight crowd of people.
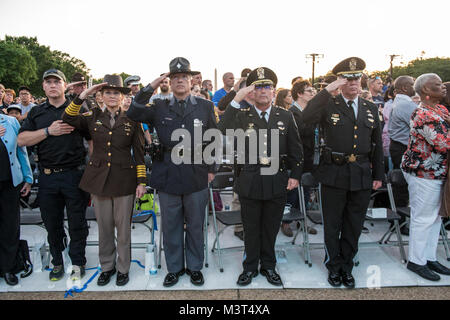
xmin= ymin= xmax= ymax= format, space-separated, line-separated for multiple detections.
xmin=0 ymin=55 xmax=449 ymax=291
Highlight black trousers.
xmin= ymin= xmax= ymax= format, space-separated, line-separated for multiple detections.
xmin=38 ymin=169 xmax=89 ymax=266
xmin=321 ymin=185 xmax=371 ymax=273
xmin=239 ymin=194 xmax=286 ymax=272
xmin=389 ymin=139 xmax=409 ymax=207
xmin=0 ymin=180 xmax=20 ymax=273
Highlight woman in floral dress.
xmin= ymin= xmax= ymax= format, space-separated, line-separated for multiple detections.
xmin=402 ymin=73 xmax=450 ymax=281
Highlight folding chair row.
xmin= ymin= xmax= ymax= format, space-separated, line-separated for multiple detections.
xmin=208 ymin=171 xmax=315 ymax=272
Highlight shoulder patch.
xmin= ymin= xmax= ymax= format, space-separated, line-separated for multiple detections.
xmin=82 ymin=110 xmax=93 ymax=116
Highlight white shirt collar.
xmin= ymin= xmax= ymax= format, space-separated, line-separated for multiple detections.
xmin=342 ymin=95 xmax=359 ymax=106
xmin=254 ymin=105 xmax=272 ymax=120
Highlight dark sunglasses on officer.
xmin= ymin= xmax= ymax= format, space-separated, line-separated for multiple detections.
xmin=340 ymin=73 xmax=362 ymax=81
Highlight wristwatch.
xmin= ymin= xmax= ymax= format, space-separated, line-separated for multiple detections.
xmin=44 ymin=127 xmax=50 ymax=137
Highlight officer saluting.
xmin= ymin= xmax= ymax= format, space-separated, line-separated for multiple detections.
xmin=302 ymin=57 xmax=384 ymax=289
xmin=126 ymin=57 xmax=218 ymax=287
xmin=219 ymin=67 xmax=303 ymax=286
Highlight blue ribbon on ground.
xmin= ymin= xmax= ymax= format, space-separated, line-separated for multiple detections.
xmin=64 ymin=266 xmax=101 ymax=298
xmin=132 ymin=210 xmax=158 ymax=231
xmin=131 ymin=259 xmax=145 ymax=269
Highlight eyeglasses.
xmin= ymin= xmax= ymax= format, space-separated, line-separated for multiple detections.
xmin=341 ymin=73 xmax=362 ymax=80
xmin=255 ymin=85 xmax=273 ymax=90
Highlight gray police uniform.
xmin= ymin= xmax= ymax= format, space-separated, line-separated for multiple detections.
xmin=126 ymin=85 xmax=218 ymax=273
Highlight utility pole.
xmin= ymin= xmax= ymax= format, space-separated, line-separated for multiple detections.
xmin=305 ymin=53 xmax=324 ymax=85
xmin=388 ymin=54 xmax=400 ymax=78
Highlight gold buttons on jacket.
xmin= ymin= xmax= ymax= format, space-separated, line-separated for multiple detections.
xmin=107 ymin=162 xmax=111 ymax=167
xmin=354 ymin=126 xmax=358 ymax=130
xmin=354 ymin=135 xmax=357 ymax=138
xmin=108 ymin=153 xmax=111 ymax=156
xmin=109 ymin=131 xmax=112 ymax=135
xmin=107 ymin=142 xmax=111 ymax=146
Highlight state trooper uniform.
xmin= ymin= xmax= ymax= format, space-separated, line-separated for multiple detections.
xmin=126 ymin=58 xmax=218 ymax=285
xmin=302 ymin=57 xmax=384 ymax=287
xmin=219 ymin=67 xmax=303 ymax=286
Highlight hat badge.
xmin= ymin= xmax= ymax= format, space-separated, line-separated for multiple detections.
xmin=257 ymin=68 xmax=265 ymax=80
xmin=177 ymin=63 xmax=181 ymax=69
xmin=349 ymin=58 xmax=357 ymax=71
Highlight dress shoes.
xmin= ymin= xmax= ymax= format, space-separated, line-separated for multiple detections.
xmin=3 ymin=272 xmax=18 ymax=286
xmin=237 ymin=271 xmax=258 ymax=286
xmin=116 ymin=272 xmax=129 ymax=286
xmin=97 ymin=268 xmax=117 ymax=286
xmin=186 ymin=269 xmax=204 ymax=286
xmin=341 ymin=272 xmax=355 ymax=289
xmin=281 ymin=223 xmax=293 ymax=237
xmin=407 ymin=261 xmax=440 ymax=281
xmin=260 ymin=269 xmax=282 ymax=286
xmin=163 ymin=269 xmax=185 ymax=287
xmin=327 ymin=271 xmax=342 ymax=287
xmin=427 ymin=261 xmax=450 ymax=275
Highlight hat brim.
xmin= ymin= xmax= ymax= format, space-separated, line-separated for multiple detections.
xmin=101 ymin=86 xmax=131 ymax=94
xmin=128 ymin=81 xmax=141 ymax=86
xmin=7 ymin=106 xmax=22 ymax=113
xmin=43 ymin=74 xmax=65 ymax=82
xmin=167 ymin=70 xmax=200 ymax=77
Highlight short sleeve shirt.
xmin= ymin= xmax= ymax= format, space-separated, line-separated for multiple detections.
xmin=19 ymin=99 xmax=89 ymax=168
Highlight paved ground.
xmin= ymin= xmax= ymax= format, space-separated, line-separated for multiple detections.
xmin=0 ymin=286 xmax=449 ymax=300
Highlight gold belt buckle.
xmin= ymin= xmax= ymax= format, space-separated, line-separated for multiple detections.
xmin=348 ymin=154 xmax=356 ymax=163
xmin=44 ymin=168 xmax=52 ymax=175
xmin=259 ymin=156 xmax=271 ymax=165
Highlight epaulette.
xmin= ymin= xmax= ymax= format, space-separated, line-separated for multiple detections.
xmin=145 ymin=102 xmax=155 ymax=107
xmin=239 ymin=108 xmax=250 ymax=112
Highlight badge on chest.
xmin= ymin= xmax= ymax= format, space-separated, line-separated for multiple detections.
xmin=330 ymin=113 xmax=340 ymax=125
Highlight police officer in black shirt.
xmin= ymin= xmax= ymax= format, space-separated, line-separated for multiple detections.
xmin=18 ymin=69 xmax=90 ymax=282
xmin=302 ymin=57 xmax=384 ymax=289
xmin=219 ymin=67 xmax=303 ymax=287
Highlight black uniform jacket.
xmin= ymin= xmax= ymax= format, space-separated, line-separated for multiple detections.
xmin=127 ymin=85 xmax=218 ymax=195
xmin=63 ymin=97 xmax=146 ymax=197
xmin=289 ymin=104 xmax=316 ymax=173
xmin=302 ymin=89 xmax=384 ymax=191
xmin=219 ymin=103 xmax=303 ymax=200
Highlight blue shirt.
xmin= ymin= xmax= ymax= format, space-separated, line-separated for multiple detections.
xmin=212 ymin=88 xmax=229 ymax=107
xmin=388 ymin=94 xmax=417 ymax=146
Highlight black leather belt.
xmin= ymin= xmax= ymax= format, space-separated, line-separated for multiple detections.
xmin=41 ymin=165 xmax=85 ymax=175
xmin=331 ymin=152 xmax=368 ymax=165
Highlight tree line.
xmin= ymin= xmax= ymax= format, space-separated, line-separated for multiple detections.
xmin=1 ymin=36 xmax=449 ymax=97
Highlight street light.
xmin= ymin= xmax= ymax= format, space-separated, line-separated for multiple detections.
xmin=306 ymin=53 xmax=324 ymax=85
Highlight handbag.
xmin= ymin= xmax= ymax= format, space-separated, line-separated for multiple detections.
xmin=439 ymin=151 xmax=450 ymax=217
xmin=439 ymin=152 xmax=450 ymax=217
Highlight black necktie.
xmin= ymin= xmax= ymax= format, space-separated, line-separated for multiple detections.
xmin=179 ymin=100 xmax=186 ymax=116
xmin=261 ymin=111 xmax=268 ymax=123
xmin=348 ymin=100 xmax=355 ymax=117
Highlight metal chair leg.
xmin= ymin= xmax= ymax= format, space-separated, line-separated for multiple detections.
xmin=394 ymin=220 xmax=407 ymax=263
xmin=209 ymin=187 xmax=224 ymax=272
xmin=440 ymin=222 xmax=450 ymax=261
xmin=204 ymin=206 xmax=209 ymax=268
